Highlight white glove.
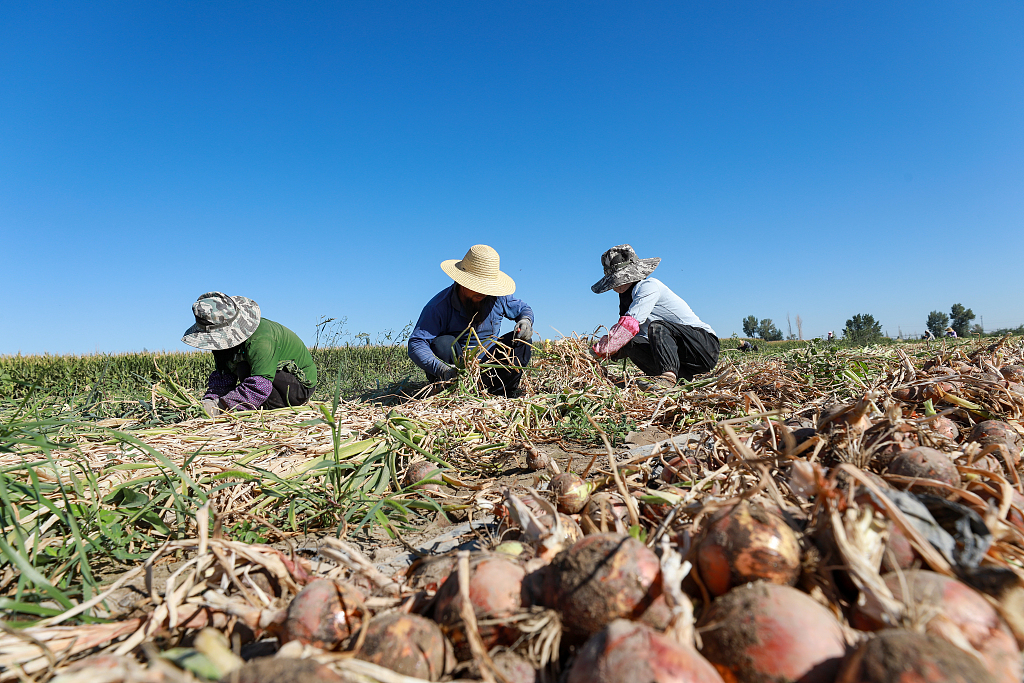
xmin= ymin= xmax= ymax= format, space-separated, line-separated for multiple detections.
xmin=202 ymin=398 xmax=222 ymax=417
xmin=514 ymin=318 xmax=533 ymax=342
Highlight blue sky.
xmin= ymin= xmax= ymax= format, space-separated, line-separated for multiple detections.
xmin=2 ymin=1 xmax=1022 ymax=355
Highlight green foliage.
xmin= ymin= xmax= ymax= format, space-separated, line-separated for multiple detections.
xmin=950 ymin=303 xmax=976 ymax=337
xmin=757 ymin=318 xmax=783 ymax=341
xmin=926 ymin=311 xmax=949 ymax=337
xmin=742 ymin=315 xmax=759 ymax=337
xmin=0 ymin=346 xmax=425 ymax=418
xmin=843 ymin=313 xmax=884 ymax=345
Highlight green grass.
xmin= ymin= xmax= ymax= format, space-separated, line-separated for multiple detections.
xmin=0 ymin=346 xmax=425 ymax=421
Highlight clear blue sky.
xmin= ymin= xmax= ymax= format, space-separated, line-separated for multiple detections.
xmin=2 ymin=1 xmax=1022 ymax=355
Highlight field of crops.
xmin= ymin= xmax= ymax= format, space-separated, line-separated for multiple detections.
xmin=2 ymin=335 xmax=1023 ymax=682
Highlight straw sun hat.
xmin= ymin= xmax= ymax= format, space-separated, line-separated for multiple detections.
xmin=441 ymin=245 xmax=516 ymax=297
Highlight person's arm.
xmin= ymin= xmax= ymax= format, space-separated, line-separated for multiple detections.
xmin=593 ymin=315 xmax=640 ymax=357
xmin=204 ymin=370 xmax=237 ymax=400
xmin=500 ymin=296 xmax=535 ymax=341
xmin=408 ymin=300 xmax=456 ymax=379
xmin=219 ymin=336 xmax=275 ymax=410
xmin=220 ymin=377 xmax=274 ymax=410
xmin=623 ymin=280 xmax=658 ymax=324
xmin=501 ymin=296 xmax=534 ymax=324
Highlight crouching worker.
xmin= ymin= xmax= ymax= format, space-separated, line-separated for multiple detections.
xmin=182 ymin=292 xmax=317 ymax=415
xmin=591 ymin=245 xmax=719 ymax=388
xmin=408 ymin=245 xmax=534 ymax=397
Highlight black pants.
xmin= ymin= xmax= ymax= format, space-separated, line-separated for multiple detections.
xmin=482 ymin=331 xmax=533 ymax=396
xmin=426 ymin=331 xmax=532 ymax=397
xmin=263 ymin=370 xmax=314 ymax=409
xmin=618 ymin=321 xmax=719 ymax=381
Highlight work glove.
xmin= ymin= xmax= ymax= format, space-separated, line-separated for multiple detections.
xmin=514 ymin=318 xmax=533 ymax=343
xmin=201 ymin=397 xmax=222 ymax=418
xmin=438 ymin=364 xmax=459 ymax=382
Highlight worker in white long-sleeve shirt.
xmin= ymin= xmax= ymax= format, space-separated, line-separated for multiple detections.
xmin=591 ymin=244 xmax=719 ymax=389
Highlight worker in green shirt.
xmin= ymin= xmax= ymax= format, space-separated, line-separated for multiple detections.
xmin=181 ymin=292 xmax=318 ymax=415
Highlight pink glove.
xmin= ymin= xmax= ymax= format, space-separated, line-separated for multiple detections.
xmin=593 ymin=316 xmax=640 ymax=357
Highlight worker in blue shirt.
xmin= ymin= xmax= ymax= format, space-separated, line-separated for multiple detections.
xmin=408 ymin=245 xmax=535 ymax=396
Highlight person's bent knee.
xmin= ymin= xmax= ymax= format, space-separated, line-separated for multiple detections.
xmin=430 ymin=335 xmax=460 ymax=364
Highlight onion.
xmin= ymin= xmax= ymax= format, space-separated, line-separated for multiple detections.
xmin=973 ymin=486 xmax=1024 ymax=533
xmin=403 ymin=461 xmax=442 ymax=492
xmin=886 ymin=446 xmax=961 ymax=497
xmin=893 ymin=381 xmax=955 ymax=403
xmin=930 ymin=415 xmax=960 ymax=441
xmin=550 ymin=472 xmax=594 ymax=514
xmin=966 ymin=420 xmax=1022 ymax=466
xmin=999 ymin=365 xmax=1024 ymax=383
xmin=836 ymin=629 xmax=998 ymax=683
xmin=525 ymin=445 xmax=551 ymax=471
xmin=355 ymin=612 xmax=452 ymax=681
xmin=539 ymin=533 xmax=661 ymax=638
xmin=492 ymin=652 xmax=538 ymax=683
xmin=431 ymin=555 xmax=526 ymax=659
xmin=230 ymin=658 xmax=344 ymax=683
xmin=281 ymin=579 xmax=365 ymax=650
xmin=696 ymin=500 xmax=802 ymax=597
xmin=404 ymin=554 xmax=457 ymax=592
xmin=880 ymin=524 xmax=918 ymax=572
xmin=857 ymin=570 xmax=1022 ymax=683
xmin=660 ymin=455 xmax=697 ymax=484
xmin=568 ymin=619 xmax=724 ymax=683
xmin=582 ymin=492 xmax=630 ymax=534
xmin=699 ymin=582 xmax=847 ymax=683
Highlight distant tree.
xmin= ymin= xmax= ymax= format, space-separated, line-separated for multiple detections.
xmin=926 ymin=311 xmax=949 ymax=338
xmin=970 ymin=323 xmax=984 ymax=336
xmin=950 ymin=303 xmax=976 ymax=337
xmin=787 ymin=313 xmax=793 ymax=339
xmin=742 ymin=316 xmax=759 ymax=338
xmin=843 ymin=313 xmax=883 ymax=345
xmin=795 ymin=314 xmax=803 ymax=340
xmin=757 ymin=318 xmax=783 ymax=341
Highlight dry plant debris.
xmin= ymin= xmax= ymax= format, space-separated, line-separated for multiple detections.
xmin=2 ymin=336 xmax=1024 ymax=682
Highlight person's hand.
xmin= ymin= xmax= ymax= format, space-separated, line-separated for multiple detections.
xmin=201 ymin=397 xmax=222 ymax=417
xmin=439 ymin=364 xmax=459 ymax=382
xmin=514 ymin=318 xmax=533 ymax=342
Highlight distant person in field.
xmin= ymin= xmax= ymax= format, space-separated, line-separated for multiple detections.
xmin=827 ymin=331 xmax=834 ymax=341
xmin=591 ymin=244 xmax=719 ymax=388
xmin=945 ymin=327 xmax=958 ymax=338
xmin=181 ymin=292 xmax=317 ymax=416
xmin=924 ymin=329 xmax=935 ymax=341
xmin=738 ymin=340 xmax=757 ymax=353
xmin=408 ymin=244 xmax=535 ymax=397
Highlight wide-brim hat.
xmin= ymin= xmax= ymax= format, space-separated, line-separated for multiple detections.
xmin=441 ymin=244 xmax=516 ymax=297
xmin=591 ymin=244 xmax=660 ymax=294
xmin=181 ymin=292 xmax=261 ymax=350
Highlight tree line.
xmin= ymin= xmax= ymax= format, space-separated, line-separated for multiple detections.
xmin=740 ymin=303 xmax=988 ymax=344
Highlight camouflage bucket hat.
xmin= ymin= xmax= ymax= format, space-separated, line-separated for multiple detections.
xmin=181 ymin=292 xmax=261 ymax=350
xmin=591 ymin=244 xmax=661 ymax=294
